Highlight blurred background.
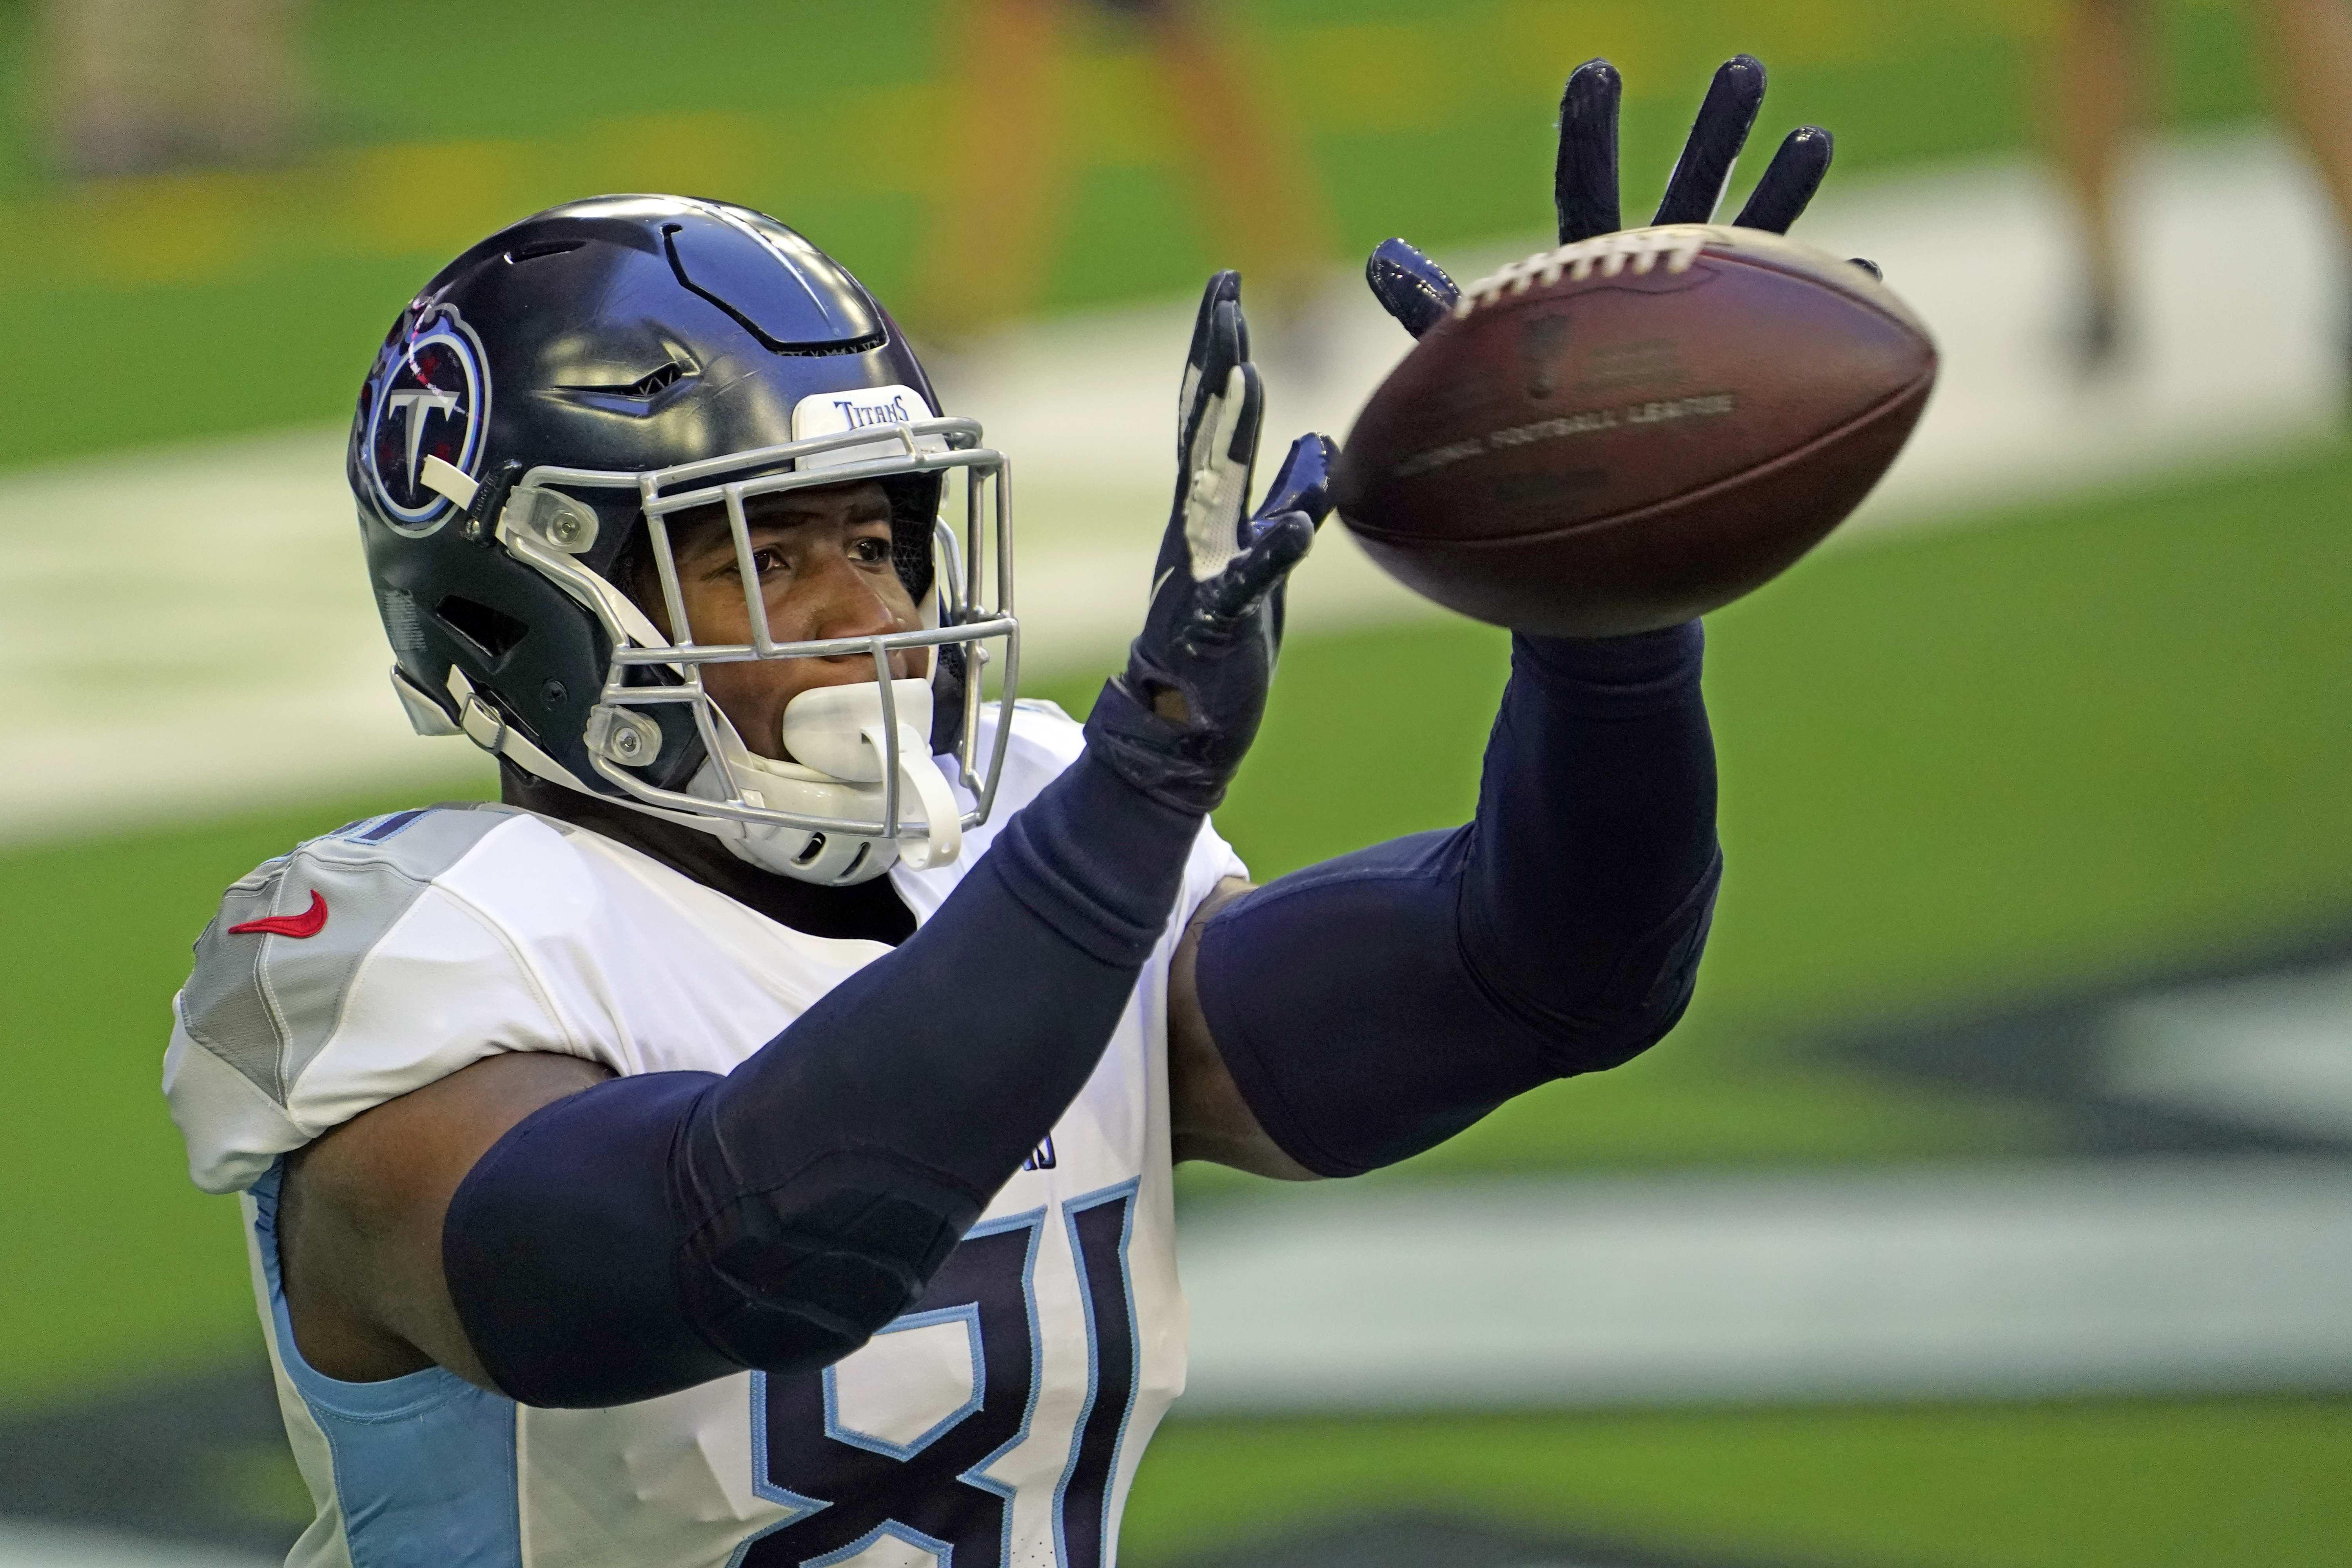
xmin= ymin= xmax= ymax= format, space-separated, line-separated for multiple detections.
xmin=3 ymin=1 xmax=2350 ymax=1564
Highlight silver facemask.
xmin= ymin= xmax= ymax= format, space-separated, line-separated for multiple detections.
xmin=410 ymin=387 xmax=1018 ymax=886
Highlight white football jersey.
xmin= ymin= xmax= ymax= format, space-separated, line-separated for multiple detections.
xmin=162 ymin=704 xmax=1245 ymax=1568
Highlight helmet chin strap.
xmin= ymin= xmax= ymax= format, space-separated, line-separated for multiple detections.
xmin=693 ymin=679 xmax=963 ymax=886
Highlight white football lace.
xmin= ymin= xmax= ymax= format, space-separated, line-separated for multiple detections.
xmin=1454 ymin=225 xmax=1724 ymax=316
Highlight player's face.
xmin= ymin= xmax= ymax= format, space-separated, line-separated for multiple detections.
xmin=642 ymin=479 xmax=929 ymax=763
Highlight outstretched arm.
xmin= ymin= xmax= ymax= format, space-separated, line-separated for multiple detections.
xmin=1169 ymin=626 xmax=1717 ymax=1176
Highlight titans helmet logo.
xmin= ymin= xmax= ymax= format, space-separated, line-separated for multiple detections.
xmin=361 ymin=305 xmax=490 ymax=531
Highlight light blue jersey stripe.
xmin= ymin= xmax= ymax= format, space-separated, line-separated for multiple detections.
xmin=252 ymin=1163 xmax=522 ymax=1568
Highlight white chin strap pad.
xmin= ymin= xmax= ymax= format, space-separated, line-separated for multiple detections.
xmin=780 ymin=680 xmax=962 ymax=871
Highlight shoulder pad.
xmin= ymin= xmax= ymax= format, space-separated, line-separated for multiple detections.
xmin=177 ymin=804 xmax=526 ymax=1107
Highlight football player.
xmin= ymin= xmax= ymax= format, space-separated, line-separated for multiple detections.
xmin=165 ymin=58 xmax=1830 ymax=1568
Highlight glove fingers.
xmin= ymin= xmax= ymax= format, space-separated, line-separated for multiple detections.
xmin=1365 ymin=238 xmax=1459 ymax=338
xmin=1196 ymin=298 xmax=1246 ymax=434
xmin=1183 ymin=271 xmax=1241 ymax=386
xmin=1653 ymin=54 xmax=1765 ymax=226
xmin=1554 ymin=58 xmax=1623 ymax=243
xmin=1176 ymin=360 xmax=1263 ymax=582
xmin=1252 ymin=433 xmax=1336 ymax=527
xmin=1177 ymin=299 xmax=1247 ymax=497
xmin=1198 ymin=510 xmax=1316 ymax=627
xmin=1218 ymin=359 xmax=1264 ymax=498
xmin=1733 ymin=125 xmax=1834 ymax=234
xmin=1246 ymin=508 xmax=1318 ymax=585
xmin=1179 ymin=272 xmax=1244 ymax=460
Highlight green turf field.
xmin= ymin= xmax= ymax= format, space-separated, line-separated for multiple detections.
xmin=0 ymin=0 xmax=2278 ymax=468
xmin=5 ymin=436 xmax=2348 ymax=1420
xmin=1122 ymin=1396 xmax=2352 ymax=1567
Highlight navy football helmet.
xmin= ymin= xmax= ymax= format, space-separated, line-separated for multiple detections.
xmin=349 ymin=195 xmax=1016 ymax=885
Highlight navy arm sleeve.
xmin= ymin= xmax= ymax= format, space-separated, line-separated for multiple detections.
xmin=1194 ymin=623 xmax=1720 ymax=1177
xmin=441 ymin=748 xmax=1204 ymax=1408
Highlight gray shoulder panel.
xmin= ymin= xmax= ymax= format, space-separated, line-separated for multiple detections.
xmin=177 ymin=803 xmax=526 ymax=1105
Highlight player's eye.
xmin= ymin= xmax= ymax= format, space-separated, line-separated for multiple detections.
xmin=849 ymin=535 xmax=893 ymax=566
xmin=747 ymin=546 xmax=790 ymax=577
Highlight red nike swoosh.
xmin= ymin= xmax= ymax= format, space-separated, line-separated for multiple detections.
xmin=229 ymin=890 xmax=328 ymax=939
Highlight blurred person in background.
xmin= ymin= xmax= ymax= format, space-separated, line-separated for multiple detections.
xmin=2050 ymin=0 xmax=2352 ymax=377
xmin=38 ymin=0 xmax=309 ymax=179
xmin=917 ymin=0 xmax=1334 ymax=338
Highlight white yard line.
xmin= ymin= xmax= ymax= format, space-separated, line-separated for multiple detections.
xmin=0 ymin=132 xmax=2340 ymax=841
xmin=2106 ymin=961 xmax=2352 ymax=1140
xmin=1176 ymin=1158 xmax=2352 ymax=1411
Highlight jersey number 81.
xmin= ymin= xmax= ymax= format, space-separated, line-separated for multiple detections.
xmin=739 ymin=1185 xmax=1140 ymax=1568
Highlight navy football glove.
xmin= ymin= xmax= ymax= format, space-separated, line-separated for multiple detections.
xmin=1367 ymin=54 xmax=1842 ymax=340
xmin=1084 ymin=271 xmax=1334 ymax=815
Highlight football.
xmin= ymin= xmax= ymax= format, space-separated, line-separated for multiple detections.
xmin=1331 ymin=224 xmax=1937 ymax=636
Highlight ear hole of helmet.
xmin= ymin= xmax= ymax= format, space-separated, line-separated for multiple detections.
xmin=435 ymin=595 xmax=531 ymax=662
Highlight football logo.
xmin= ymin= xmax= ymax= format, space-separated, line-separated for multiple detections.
xmin=362 ymin=305 xmax=490 ymax=532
